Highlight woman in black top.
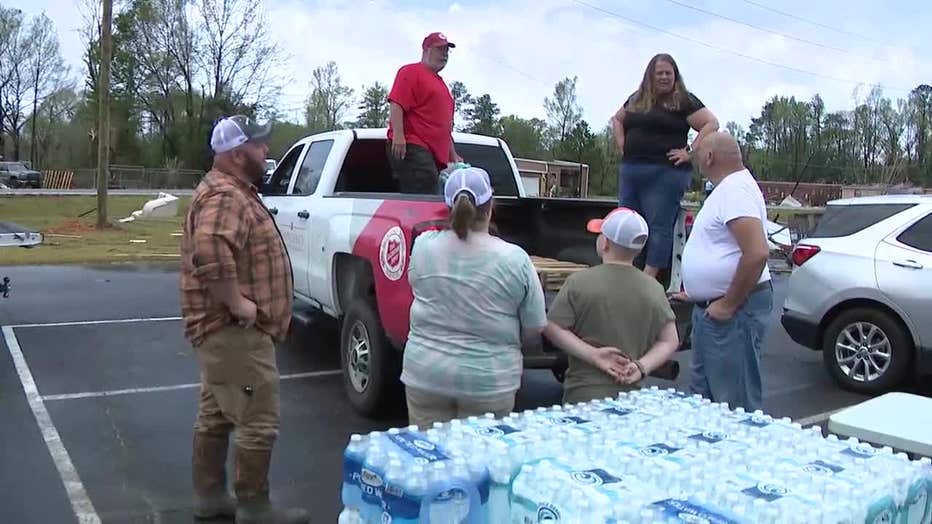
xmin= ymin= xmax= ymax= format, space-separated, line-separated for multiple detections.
xmin=611 ymin=53 xmax=719 ymax=279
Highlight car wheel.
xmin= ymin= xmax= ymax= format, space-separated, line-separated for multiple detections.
xmin=339 ymin=298 xmax=402 ymax=418
xmin=822 ymin=307 xmax=912 ymax=393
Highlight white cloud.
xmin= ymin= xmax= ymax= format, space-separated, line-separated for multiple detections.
xmin=7 ymin=0 xmax=932 ymax=134
xmin=262 ymin=0 xmax=930 ymax=131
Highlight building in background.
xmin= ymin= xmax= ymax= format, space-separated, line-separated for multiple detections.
xmin=514 ymin=158 xmax=589 ymax=198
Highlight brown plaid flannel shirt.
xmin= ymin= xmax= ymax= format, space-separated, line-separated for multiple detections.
xmin=180 ymin=170 xmax=293 ymax=347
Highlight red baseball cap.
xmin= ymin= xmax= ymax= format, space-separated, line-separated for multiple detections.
xmin=422 ymin=32 xmax=455 ymax=50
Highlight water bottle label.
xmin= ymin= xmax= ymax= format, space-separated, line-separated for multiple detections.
xmin=535 ymin=503 xmax=561 ymax=522
xmin=383 ymin=486 xmax=421 ymax=520
xmin=343 ymin=456 xmax=363 ymax=484
xmin=473 ymin=424 xmax=520 ymax=438
xmin=652 ymin=499 xmax=740 ymax=524
xmin=547 ymin=415 xmax=589 ymax=425
xmin=741 ymin=482 xmax=789 ymax=502
xmin=803 ymin=460 xmax=845 ymax=475
xmin=689 ymin=430 xmax=729 ymax=443
xmin=840 ymin=442 xmax=878 ymax=459
xmin=360 ymin=468 xmax=385 ymax=506
xmin=639 ymin=443 xmax=682 ymax=457
xmin=602 ymin=407 xmax=634 ymax=417
xmin=477 ymin=473 xmax=491 ymax=504
xmin=864 ymin=495 xmax=897 ymax=524
xmin=570 ymin=468 xmax=622 ymax=487
xmin=386 ymin=432 xmax=449 ymax=463
xmin=740 ymin=414 xmax=772 ymax=427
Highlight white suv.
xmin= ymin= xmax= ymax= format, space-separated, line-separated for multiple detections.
xmin=781 ymin=195 xmax=932 ymax=394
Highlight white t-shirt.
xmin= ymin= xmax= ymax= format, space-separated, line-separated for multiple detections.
xmin=682 ymin=169 xmax=771 ymax=301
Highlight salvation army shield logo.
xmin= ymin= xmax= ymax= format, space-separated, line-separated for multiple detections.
xmin=379 ymin=226 xmax=406 ymax=281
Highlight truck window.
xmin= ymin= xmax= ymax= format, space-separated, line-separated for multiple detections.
xmin=456 ymin=143 xmax=519 ymax=197
xmin=263 ymin=144 xmax=304 ymax=195
xmin=333 ymin=138 xmax=520 ymax=197
xmin=334 ymin=138 xmax=398 ymax=193
xmin=291 ymin=140 xmax=334 ymax=195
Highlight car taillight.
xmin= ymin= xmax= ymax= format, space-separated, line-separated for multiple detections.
xmin=791 ymin=244 xmax=821 ymax=266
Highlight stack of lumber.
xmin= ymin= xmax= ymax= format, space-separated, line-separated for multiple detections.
xmin=530 ymin=256 xmax=589 ymax=292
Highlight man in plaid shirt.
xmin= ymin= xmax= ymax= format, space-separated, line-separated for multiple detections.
xmin=181 ymin=115 xmax=307 ymax=523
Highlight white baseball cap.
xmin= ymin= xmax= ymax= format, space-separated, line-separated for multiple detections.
xmin=587 ymin=207 xmax=649 ymax=249
xmin=444 ymin=166 xmax=493 ymax=207
xmin=210 ymin=115 xmax=271 ymax=154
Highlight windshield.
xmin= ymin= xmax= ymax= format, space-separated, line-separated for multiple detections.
xmin=1 ymin=162 xmax=28 ymax=172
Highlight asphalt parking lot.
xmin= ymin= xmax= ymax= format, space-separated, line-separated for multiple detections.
xmin=0 ymin=263 xmax=927 ymax=523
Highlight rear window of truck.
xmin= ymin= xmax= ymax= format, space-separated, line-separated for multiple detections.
xmin=334 ymin=138 xmax=519 ymax=197
xmin=810 ymin=203 xmax=915 ymax=238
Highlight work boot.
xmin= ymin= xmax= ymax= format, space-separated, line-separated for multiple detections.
xmin=234 ymin=447 xmax=310 ymax=524
xmin=192 ymin=431 xmax=236 ymax=520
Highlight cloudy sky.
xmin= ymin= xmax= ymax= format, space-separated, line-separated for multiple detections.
xmin=7 ymin=0 xmax=932 ymax=132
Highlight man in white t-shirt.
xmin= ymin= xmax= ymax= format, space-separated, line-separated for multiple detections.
xmin=678 ymin=132 xmax=772 ymax=412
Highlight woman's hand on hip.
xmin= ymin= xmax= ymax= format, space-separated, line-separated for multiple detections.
xmin=667 ymin=148 xmax=690 ymax=166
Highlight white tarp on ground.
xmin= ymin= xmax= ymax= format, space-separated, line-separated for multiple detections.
xmin=118 ymin=192 xmax=179 ymax=223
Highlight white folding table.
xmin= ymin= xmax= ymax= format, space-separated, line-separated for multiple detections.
xmin=828 ymin=392 xmax=932 ymax=457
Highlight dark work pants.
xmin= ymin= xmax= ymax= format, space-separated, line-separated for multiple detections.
xmin=387 ymin=143 xmax=441 ymax=194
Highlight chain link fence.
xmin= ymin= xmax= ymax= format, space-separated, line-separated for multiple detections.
xmin=65 ymin=165 xmax=205 ymax=190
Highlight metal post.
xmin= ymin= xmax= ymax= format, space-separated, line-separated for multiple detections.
xmin=96 ymin=0 xmax=113 ymax=229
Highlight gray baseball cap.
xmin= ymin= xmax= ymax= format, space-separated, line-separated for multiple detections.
xmin=210 ymin=115 xmax=271 ymax=153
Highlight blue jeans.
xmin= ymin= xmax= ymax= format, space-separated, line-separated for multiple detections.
xmin=689 ymin=283 xmax=773 ymax=412
xmin=618 ymin=161 xmax=692 ymax=269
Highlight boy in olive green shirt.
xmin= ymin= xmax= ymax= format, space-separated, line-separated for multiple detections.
xmin=543 ymin=207 xmax=680 ymax=404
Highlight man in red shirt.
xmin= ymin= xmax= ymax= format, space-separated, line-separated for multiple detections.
xmin=387 ymin=32 xmax=462 ymax=193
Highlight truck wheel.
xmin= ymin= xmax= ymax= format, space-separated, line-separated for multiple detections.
xmin=340 ymin=299 xmax=402 ymax=417
xmin=822 ymin=307 xmax=912 ymax=394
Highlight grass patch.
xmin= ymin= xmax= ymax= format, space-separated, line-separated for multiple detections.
xmin=0 ymin=195 xmax=190 ymax=265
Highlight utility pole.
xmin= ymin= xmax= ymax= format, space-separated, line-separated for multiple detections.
xmin=96 ymin=0 xmax=113 ymax=229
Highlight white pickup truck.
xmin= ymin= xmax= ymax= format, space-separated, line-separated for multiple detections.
xmin=260 ymin=128 xmax=690 ymax=417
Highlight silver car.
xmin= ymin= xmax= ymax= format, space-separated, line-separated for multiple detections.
xmin=781 ymin=194 xmax=932 ymax=393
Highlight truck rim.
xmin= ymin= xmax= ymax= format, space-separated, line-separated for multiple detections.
xmin=834 ymin=321 xmax=891 ymax=383
xmin=347 ymin=320 xmax=371 ymax=393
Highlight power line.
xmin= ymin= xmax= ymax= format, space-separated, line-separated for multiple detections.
xmin=738 ymin=0 xmax=886 ymax=45
xmin=659 ymin=0 xmax=885 ymax=65
xmin=568 ymin=0 xmax=910 ymax=94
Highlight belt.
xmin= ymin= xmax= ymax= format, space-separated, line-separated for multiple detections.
xmin=694 ymin=280 xmax=772 ymax=309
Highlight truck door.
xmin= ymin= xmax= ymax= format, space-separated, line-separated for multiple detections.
xmin=261 ymin=143 xmax=307 ymax=293
xmin=284 ymin=139 xmax=335 ymax=301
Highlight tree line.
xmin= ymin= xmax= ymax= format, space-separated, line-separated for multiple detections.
xmin=1 ymin=2 xmax=929 ymax=195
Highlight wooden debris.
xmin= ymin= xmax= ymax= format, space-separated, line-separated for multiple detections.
xmin=531 ymin=256 xmax=589 ymax=292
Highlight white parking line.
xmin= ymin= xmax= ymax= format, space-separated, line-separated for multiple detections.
xmin=41 ymin=370 xmax=343 ymax=401
xmin=9 ymin=316 xmax=183 ymax=329
xmin=2 ymin=326 xmax=101 ymax=524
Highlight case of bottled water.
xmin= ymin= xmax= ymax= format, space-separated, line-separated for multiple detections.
xmin=339 ymin=425 xmax=489 ymax=524
xmin=339 ymin=387 xmax=932 ymax=523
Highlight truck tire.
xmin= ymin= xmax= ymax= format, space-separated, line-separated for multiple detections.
xmin=339 ymin=298 xmax=403 ymax=418
xmin=821 ymin=307 xmax=912 ymax=394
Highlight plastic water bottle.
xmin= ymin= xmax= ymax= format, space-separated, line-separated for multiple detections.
xmin=341 ymin=434 xmax=367 ymax=513
xmin=359 ymin=441 xmax=388 ymax=523
xmin=337 ymin=507 xmax=362 ymax=524
xmin=466 ymin=453 xmax=491 ymax=523
xmin=427 ymin=461 xmax=458 ymax=524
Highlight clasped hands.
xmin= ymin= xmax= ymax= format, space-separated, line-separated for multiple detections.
xmin=589 ymin=346 xmax=644 ymax=384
